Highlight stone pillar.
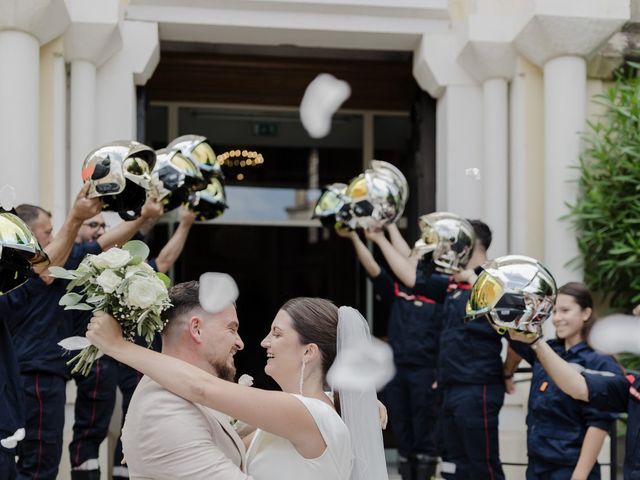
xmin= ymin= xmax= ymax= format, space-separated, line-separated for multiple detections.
xmin=413 ymin=33 xmax=484 ymax=220
xmin=515 ymin=0 xmax=630 ymax=284
xmin=95 ymin=20 xmax=159 ymax=144
xmin=0 ymin=0 xmax=69 ymax=205
xmin=64 ymin=0 xmax=122 ymax=203
xmin=457 ymin=14 xmax=518 ymax=257
xmin=39 ymin=38 xmax=69 ymax=227
xmin=508 ymin=57 xmax=544 ymax=261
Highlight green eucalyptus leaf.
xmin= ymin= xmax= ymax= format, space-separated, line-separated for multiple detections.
xmin=65 ymin=303 xmax=94 ymax=311
xmin=123 ymin=240 xmax=150 ymax=261
xmin=49 ymin=266 xmax=78 ymax=280
xmin=156 ymin=272 xmax=171 ymax=289
xmin=128 ymin=256 xmax=144 ymax=266
xmin=60 ymin=292 xmax=83 ymax=307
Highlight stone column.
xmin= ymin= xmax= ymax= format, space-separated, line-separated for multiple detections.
xmin=508 ymin=57 xmax=544 ymax=261
xmin=515 ymin=0 xmax=630 ymax=284
xmin=95 ymin=20 xmax=159 ymax=144
xmin=64 ymin=0 xmax=122 ymax=202
xmin=39 ymin=38 xmax=69 ymax=226
xmin=457 ymin=14 xmax=518 ymax=257
xmin=413 ymin=33 xmax=484 ymax=220
xmin=0 ymin=0 xmax=69 ymax=205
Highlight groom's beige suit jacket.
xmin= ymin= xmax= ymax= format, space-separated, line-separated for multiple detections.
xmin=121 ymin=376 xmax=253 ymax=480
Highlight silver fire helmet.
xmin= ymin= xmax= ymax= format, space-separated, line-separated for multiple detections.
xmin=82 ymin=141 xmax=156 ymax=220
xmin=153 ymin=148 xmax=207 ymax=212
xmin=466 ymin=255 xmax=557 ymax=335
xmin=0 ymin=209 xmax=49 ymax=294
xmin=312 ymin=183 xmax=353 ymax=230
xmin=345 ymin=160 xmax=408 ymax=230
xmin=188 ymin=176 xmax=228 ymax=221
xmin=413 ymin=212 xmax=475 ymax=274
xmin=167 ymin=135 xmax=224 ymax=180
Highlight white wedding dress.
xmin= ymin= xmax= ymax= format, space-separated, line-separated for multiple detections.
xmin=246 ymin=394 xmax=353 ymax=480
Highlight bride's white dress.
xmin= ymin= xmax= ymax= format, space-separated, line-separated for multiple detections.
xmin=246 ymin=394 xmax=353 ymax=480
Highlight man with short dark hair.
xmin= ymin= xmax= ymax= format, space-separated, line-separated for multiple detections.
xmin=69 ymin=206 xmax=198 ymax=480
xmin=10 ymin=195 xmax=163 ymax=480
xmin=120 ymin=280 xmax=252 ymax=480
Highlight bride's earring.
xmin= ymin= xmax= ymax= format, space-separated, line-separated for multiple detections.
xmin=299 ymin=360 xmax=306 ymax=395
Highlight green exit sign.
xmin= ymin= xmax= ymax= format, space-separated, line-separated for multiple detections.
xmin=253 ymin=122 xmax=278 ymax=137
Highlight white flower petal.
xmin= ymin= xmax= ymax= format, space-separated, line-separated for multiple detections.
xmin=1 ymin=428 xmax=25 ymax=449
xmin=589 ymin=314 xmax=640 ymax=354
xmin=327 ymin=336 xmax=395 ymax=392
xmin=465 ymin=167 xmax=481 ymax=180
xmin=300 ymin=74 xmax=351 ymax=139
xmin=199 ymin=273 xmax=239 ymax=314
xmin=0 ymin=185 xmax=16 ymax=211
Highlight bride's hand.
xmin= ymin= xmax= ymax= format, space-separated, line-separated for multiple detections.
xmin=377 ymin=400 xmax=388 ymax=430
xmin=86 ymin=311 xmax=125 ymax=354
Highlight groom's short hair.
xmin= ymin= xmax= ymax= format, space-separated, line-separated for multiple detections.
xmin=162 ymin=281 xmax=203 ymax=341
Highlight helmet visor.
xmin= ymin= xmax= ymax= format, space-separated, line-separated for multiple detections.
xmin=123 ymin=156 xmax=152 ymax=187
xmin=0 ymin=212 xmax=49 ymax=265
xmin=346 ymin=176 xmax=368 ymax=200
xmin=314 ymin=191 xmax=343 ymax=218
xmin=192 ymin=142 xmax=217 ymax=166
xmin=201 ymin=177 xmax=226 ymax=204
xmin=171 ymin=153 xmax=202 ymax=178
xmin=0 ymin=211 xmax=49 ymax=293
xmin=466 ymin=271 xmax=504 ymax=318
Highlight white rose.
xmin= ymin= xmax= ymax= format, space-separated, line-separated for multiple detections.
xmin=92 ymin=248 xmax=132 ymax=269
xmin=125 ymin=276 xmax=167 ymax=309
xmin=238 ymin=374 xmax=254 ymax=386
xmin=95 ymin=269 xmax=121 ymax=294
xmin=125 ymin=263 xmax=154 ymax=278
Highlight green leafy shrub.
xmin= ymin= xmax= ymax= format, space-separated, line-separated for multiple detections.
xmin=569 ymin=64 xmax=640 ymax=310
xmin=568 ymin=64 xmax=640 ymax=371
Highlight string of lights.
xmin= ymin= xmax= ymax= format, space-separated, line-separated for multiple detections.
xmin=218 ymin=149 xmax=265 ymax=168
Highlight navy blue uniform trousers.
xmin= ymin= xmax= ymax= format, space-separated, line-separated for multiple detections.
xmin=440 ymin=383 xmax=505 ymax=480
xmin=385 ymin=365 xmax=438 ymax=458
xmin=0 ymin=451 xmax=17 ymax=480
xmin=69 ymin=357 xmax=117 ymax=469
xmin=16 ymin=373 xmax=66 ymax=480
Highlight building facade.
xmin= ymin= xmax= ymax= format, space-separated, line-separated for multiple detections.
xmin=1 ymin=0 xmax=636 ymax=478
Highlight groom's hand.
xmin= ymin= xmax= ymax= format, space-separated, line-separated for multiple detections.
xmin=86 ymin=310 xmax=125 ymax=354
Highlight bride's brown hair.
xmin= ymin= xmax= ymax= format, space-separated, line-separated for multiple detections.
xmin=280 ymin=297 xmax=338 ymax=378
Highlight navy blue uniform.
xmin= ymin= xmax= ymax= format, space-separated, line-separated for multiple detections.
xmin=414 ymin=269 xmax=505 ymax=480
xmin=582 ymin=369 xmax=640 ymax=479
xmin=372 ymin=267 xmax=441 ymax=464
xmin=511 ymin=340 xmax=622 ymax=479
xmin=0 ymin=282 xmax=40 ymax=480
xmin=8 ymin=241 xmax=101 ymax=480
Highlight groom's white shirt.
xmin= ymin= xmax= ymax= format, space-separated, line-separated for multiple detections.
xmin=122 ymin=376 xmax=252 ymax=480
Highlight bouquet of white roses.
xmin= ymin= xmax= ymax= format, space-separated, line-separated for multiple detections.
xmin=50 ymin=240 xmax=172 ymax=376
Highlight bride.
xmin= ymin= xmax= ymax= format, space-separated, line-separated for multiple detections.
xmin=86 ymin=297 xmax=388 ymax=480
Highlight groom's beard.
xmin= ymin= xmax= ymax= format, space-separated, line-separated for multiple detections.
xmin=212 ymin=361 xmax=236 ymax=382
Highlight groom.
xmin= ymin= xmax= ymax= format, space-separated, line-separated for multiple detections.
xmin=121 ymin=280 xmax=253 ymax=479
